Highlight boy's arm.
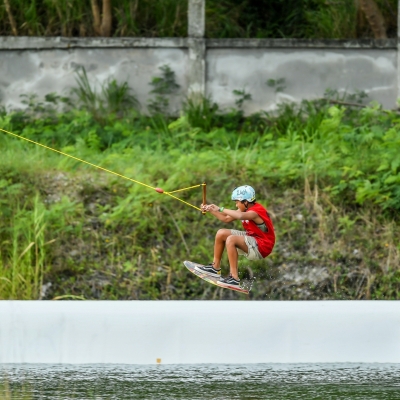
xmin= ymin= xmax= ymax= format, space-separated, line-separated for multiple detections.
xmin=202 ymin=204 xmax=235 ymax=223
xmin=202 ymin=204 xmax=259 ymax=222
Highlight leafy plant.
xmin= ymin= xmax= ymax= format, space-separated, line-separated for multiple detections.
xmin=233 ymin=89 xmax=252 ymax=109
xmin=148 ymin=65 xmax=180 ymax=115
xmin=101 ymin=79 xmax=140 ymax=115
xmin=71 ymin=67 xmax=140 ymax=121
xmin=324 ymin=88 xmax=369 ymax=105
xmin=183 ymin=96 xmax=219 ymax=132
xmin=267 ymin=78 xmax=286 ymax=93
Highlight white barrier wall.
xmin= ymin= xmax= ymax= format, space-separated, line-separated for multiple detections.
xmin=1 ymin=301 xmax=400 ymax=364
xmin=0 ymin=37 xmax=397 ymax=113
xmin=207 ymin=47 xmax=397 ymax=113
xmin=0 ymin=39 xmax=189 ymax=114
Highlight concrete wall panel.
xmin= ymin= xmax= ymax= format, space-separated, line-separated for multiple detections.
xmin=1 ymin=301 xmax=400 ymax=364
xmin=207 ymin=48 xmax=397 ymax=113
xmin=0 ymin=38 xmax=397 ymax=113
xmin=0 ymin=47 xmax=188 ymax=112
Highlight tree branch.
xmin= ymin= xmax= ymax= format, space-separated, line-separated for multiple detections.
xmin=100 ymin=0 xmax=112 ymax=37
xmin=4 ymin=0 xmax=18 ymax=36
xmin=359 ymin=0 xmax=387 ymax=39
xmin=91 ymin=0 xmax=101 ymax=36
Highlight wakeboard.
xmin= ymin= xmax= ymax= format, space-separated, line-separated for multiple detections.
xmin=183 ymin=260 xmax=249 ymax=294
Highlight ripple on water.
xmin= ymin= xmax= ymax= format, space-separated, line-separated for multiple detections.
xmin=1 ymin=363 xmax=400 ymax=399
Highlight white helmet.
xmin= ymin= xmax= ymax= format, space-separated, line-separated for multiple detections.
xmin=231 ymin=185 xmax=256 ymax=202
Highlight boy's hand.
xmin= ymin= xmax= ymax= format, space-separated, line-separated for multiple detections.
xmin=207 ymin=204 xmax=219 ymax=212
xmin=201 ymin=203 xmax=235 ymax=223
xmin=202 ymin=204 xmax=219 ymax=212
xmin=200 ymin=204 xmax=209 ymax=212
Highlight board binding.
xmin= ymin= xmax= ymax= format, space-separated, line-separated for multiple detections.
xmin=183 ymin=260 xmax=249 ymax=294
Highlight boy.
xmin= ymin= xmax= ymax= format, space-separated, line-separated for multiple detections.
xmin=197 ymin=185 xmax=275 ymax=288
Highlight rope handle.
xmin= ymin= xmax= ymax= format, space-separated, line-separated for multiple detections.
xmin=202 ymin=182 xmax=207 ymax=215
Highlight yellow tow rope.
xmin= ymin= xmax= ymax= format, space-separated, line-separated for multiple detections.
xmin=0 ymin=127 xmax=205 ymax=212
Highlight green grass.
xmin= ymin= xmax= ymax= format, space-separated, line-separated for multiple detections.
xmin=0 ymin=90 xmax=400 ymax=300
xmin=0 ymin=0 xmax=188 ymax=37
xmin=0 ymin=376 xmax=33 ymax=400
xmin=0 ymin=0 xmax=397 ymax=38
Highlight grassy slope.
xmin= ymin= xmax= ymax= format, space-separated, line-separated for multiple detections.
xmin=0 ymin=100 xmax=399 ymax=300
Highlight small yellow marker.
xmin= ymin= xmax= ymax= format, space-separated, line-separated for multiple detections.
xmin=156 ymin=358 xmax=162 ymax=364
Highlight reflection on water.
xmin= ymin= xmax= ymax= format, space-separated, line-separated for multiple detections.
xmin=1 ymin=363 xmax=400 ymax=399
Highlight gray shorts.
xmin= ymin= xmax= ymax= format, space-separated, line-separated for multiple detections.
xmin=230 ymin=229 xmax=263 ymax=261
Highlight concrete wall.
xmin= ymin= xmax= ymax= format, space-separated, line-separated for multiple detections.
xmin=1 ymin=301 xmax=400 ymax=364
xmin=0 ymin=38 xmax=189 ymax=114
xmin=0 ymin=37 xmax=398 ymax=113
xmin=207 ymin=44 xmax=397 ymax=113
xmin=0 ymin=0 xmax=399 ymax=112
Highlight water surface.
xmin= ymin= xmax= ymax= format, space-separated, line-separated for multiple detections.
xmin=1 ymin=363 xmax=399 ymax=399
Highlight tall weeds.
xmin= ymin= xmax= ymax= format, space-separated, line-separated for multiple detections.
xmin=0 ymin=0 xmax=397 ymax=38
xmin=0 ymin=196 xmax=49 ymax=300
xmin=0 ymin=0 xmax=188 ymax=37
xmin=0 ymin=374 xmax=33 ymax=400
xmin=1 ymin=85 xmax=400 ymax=300
xmin=71 ymin=67 xmax=140 ymax=122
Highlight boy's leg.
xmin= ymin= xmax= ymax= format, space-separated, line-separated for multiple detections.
xmin=194 ymin=229 xmax=232 ymax=277
xmin=225 ymin=235 xmax=248 ymax=280
xmin=212 ymin=229 xmax=233 ymax=269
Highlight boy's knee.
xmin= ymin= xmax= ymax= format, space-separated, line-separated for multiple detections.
xmin=216 ymin=229 xmax=231 ymax=240
xmin=225 ymin=235 xmax=236 ymax=247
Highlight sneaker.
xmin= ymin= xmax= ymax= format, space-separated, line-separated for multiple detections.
xmin=218 ymin=275 xmax=240 ymax=288
xmin=194 ymin=263 xmax=221 ymax=278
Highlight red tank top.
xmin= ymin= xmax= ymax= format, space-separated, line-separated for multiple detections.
xmin=241 ymin=203 xmax=275 ymax=257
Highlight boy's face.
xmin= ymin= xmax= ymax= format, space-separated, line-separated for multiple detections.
xmin=235 ymin=200 xmax=247 ymax=212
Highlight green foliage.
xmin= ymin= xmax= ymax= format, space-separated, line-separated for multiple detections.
xmin=183 ymin=97 xmax=220 ymax=132
xmin=72 ymin=68 xmax=98 ymax=112
xmin=206 ymin=0 xmax=311 ymax=38
xmin=1 ymin=91 xmax=400 ymax=300
xmin=267 ymin=78 xmax=287 ymax=93
xmin=0 ymin=0 xmax=397 ymax=38
xmin=0 ymin=194 xmax=47 ymax=299
xmin=71 ymin=67 xmax=140 ymax=122
xmin=207 ymin=0 xmax=397 ymax=39
xmin=305 ymin=0 xmax=398 ymax=39
xmin=0 ymin=0 xmax=188 ymax=37
xmin=233 ymin=89 xmax=252 ymax=109
xmin=324 ymin=88 xmax=369 ymax=105
xmin=305 ymin=0 xmax=358 ymax=39
xmin=148 ymin=65 xmax=180 ymax=115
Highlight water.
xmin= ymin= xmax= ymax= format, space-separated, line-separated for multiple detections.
xmin=1 ymin=364 xmax=400 ymax=399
